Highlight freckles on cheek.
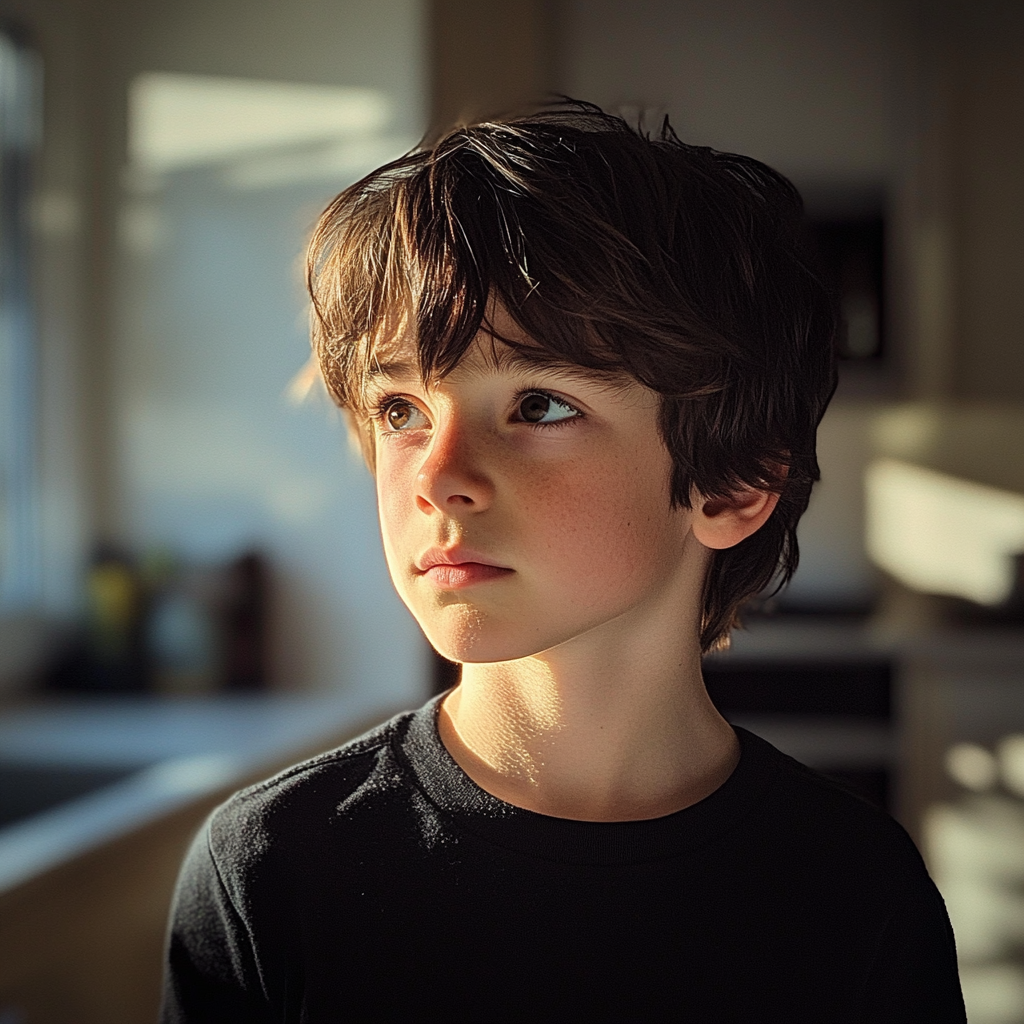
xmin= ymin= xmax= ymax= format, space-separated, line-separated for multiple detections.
xmin=529 ymin=460 xmax=653 ymax=573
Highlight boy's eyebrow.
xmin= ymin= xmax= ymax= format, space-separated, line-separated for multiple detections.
xmin=364 ymin=346 xmax=631 ymax=391
xmin=366 ymin=359 xmax=418 ymax=382
xmin=365 ymin=350 xmax=566 ymax=381
xmin=477 ymin=346 xmax=634 ymax=391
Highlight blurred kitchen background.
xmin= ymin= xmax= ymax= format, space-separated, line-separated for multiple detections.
xmin=0 ymin=1 xmax=1021 ymax=1021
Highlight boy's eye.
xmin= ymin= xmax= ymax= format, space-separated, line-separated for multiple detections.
xmin=516 ymin=392 xmax=579 ymax=425
xmin=382 ymin=400 xmax=428 ymax=432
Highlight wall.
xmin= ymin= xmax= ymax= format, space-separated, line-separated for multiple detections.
xmin=430 ymin=0 xmax=557 ymax=131
xmin=945 ymin=4 xmax=1024 ymax=402
xmin=562 ymin=0 xmax=909 ymax=188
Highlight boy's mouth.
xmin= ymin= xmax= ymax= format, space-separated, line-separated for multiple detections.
xmin=420 ymin=563 xmax=514 ymax=589
xmin=415 ymin=547 xmax=513 ymax=589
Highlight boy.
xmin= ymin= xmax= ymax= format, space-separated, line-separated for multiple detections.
xmin=162 ymin=103 xmax=965 ymax=1023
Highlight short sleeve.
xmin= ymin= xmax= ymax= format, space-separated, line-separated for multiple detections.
xmin=160 ymin=821 xmax=273 ymax=1024
xmin=857 ymin=878 xmax=966 ymax=1024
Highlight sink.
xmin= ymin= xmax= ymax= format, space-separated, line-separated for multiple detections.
xmin=0 ymin=761 xmax=142 ymax=830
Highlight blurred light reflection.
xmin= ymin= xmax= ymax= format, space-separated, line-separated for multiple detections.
xmin=933 ymin=743 xmax=1024 ymax=1024
xmin=946 ymin=742 xmax=999 ymax=792
xmin=866 ymin=459 xmax=1024 ymax=605
xmin=128 ymin=73 xmax=390 ymax=172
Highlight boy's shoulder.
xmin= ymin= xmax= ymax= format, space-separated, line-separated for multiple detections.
xmin=203 ymin=707 xmax=421 ymax=872
xmin=202 ymin=706 xmax=926 ymax=889
xmin=736 ymin=727 xmax=928 ymax=889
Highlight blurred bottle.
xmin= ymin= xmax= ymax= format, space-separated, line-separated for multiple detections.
xmin=145 ymin=553 xmax=221 ymax=696
xmin=84 ymin=546 xmax=146 ymax=691
xmin=220 ymin=551 xmax=269 ymax=690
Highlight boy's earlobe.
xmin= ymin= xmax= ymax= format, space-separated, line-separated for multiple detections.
xmin=690 ymin=486 xmax=781 ymax=550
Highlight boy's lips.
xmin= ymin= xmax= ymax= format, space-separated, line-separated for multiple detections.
xmin=415 ymin=548 xmax=513 ymax=590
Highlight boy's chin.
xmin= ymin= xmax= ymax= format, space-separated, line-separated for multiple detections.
xmin=423 ymin=621 xmax=556 ymax=668
xmin=414 ymin=596 xmax=621 ymax=667
xmin=428 ymin=637 xmax=538 ymax=667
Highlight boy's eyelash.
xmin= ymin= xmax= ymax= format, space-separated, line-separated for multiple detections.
xmin=370 ymin=393 xmax=398 ymax=418
xmin=369 ymin=393 xmax=414 ymax=425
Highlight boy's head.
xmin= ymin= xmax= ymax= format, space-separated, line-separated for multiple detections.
xmin=307 ymin=101 xmax=837 ymax=654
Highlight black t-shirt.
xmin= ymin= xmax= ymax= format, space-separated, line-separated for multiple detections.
xmin=162 ymin=696 xmax=965 ymax=1023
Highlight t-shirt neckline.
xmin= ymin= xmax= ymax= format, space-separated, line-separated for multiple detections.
xmin=394 ymin=693 xmax=779 ymax=865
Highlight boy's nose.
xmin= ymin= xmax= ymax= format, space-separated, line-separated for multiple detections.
xmin=414 ymin=426 xmax=495 ymax=514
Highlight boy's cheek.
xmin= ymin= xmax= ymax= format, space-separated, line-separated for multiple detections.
xmin=375 ymin=451 xmax=416 ymax=516
xmin=374 ymin=463 xmax=418 ymax=577
xmin=521 ymin=483 xmax=672 ymax=589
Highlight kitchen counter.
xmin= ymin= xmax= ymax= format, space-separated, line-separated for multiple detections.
xmin=712 ymin=615 xmax=1024 ymax=665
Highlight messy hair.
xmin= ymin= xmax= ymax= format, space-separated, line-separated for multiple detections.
xmin=307 ymin=101 xmax=837 ymax=652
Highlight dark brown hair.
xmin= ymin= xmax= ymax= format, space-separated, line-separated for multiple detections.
xmin=307 ymin=101 xmax=837 ymax=652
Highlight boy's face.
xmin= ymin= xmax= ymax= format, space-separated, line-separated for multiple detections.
xmin=367 ymin=316 xmax=703 ymax=665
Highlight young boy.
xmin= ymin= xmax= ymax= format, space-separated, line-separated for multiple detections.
xmin=162 ymin=103 xmax=965 ymax=1023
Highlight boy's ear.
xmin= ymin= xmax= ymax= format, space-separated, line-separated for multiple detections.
xmin=689 ymin=484 xmax=780 ymax=550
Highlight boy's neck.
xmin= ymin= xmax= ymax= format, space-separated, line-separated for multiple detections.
xmin=437 ymin=602 xmax=739 ymax=823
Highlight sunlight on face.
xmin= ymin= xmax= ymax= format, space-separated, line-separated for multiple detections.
xmin=368 ymin=325 xmax=699 ymax=665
